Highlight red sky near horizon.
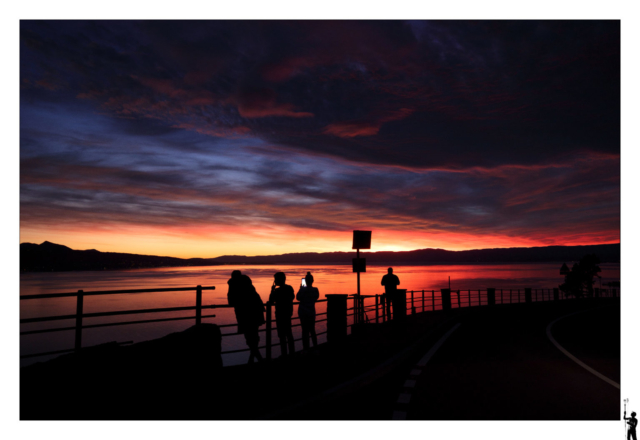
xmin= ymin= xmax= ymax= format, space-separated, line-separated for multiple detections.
xmin=20 ymin=21 xmax=620 ymax=259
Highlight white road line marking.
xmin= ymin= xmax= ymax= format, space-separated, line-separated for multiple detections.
xmin=391 ymin=323 xmax=461 ymax=420
xmin=546 ymin=311 xmax=620 ymax=389
xmin=417 ymin=323 xmax=462 ymax=367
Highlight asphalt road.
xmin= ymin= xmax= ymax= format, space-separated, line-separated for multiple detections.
xmin=294 ymin=299 xmax=620 ymax=420
xmin=400 ymin=301 xmax=620 ymax=420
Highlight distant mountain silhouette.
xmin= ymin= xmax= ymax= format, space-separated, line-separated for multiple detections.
xmin=20 ymin=241 xmax=620 ymax=273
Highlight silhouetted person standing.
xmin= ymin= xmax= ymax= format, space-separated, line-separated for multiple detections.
xmin=227 ymin=271 xmax=265 ymax=363
xmin=625 ymin=411 xmax=638 ymax=440
xmin=296 ymin=272 xmax=319 ymax=351
xmin=381 ymin=267 xmax=400 ymax=320
xmin=269 ymin=272 xmax=295 ymax=356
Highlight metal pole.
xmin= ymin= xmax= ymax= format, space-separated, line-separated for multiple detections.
xmin=375 ymin=294 xmax=379 ymax=324
xmin=411 ymin=290 xmax=415 ymax=315
xmin=422 ymin=290 xmax=425 ymax=312
xmin=75 ymin=290 xmax=83 ymax=352
xmin=356 ymin=248 xmax=361 ymax=325
xmin=266 ymin=302 xmax=272 ymax=360
xmin=195 ymin=285 xmax=202 ymax=325
xmin=432 ymin=290 xmax=435 ymax=311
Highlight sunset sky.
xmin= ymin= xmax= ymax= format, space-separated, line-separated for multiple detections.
xmin=19 ymin=20 xmax=620 ymax=258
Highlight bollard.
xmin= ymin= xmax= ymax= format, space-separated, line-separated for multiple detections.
xmin=525 ymin=288 xmax=532 ymax=304
xmin=441 ymin=288 xmax=452 ymax=311
xmin=487 ymin=288 xmax=496 ymax=306
xmin=326 ymin=294 xmax=348 ymax=343
xmin=392 ymin=289 xmax=407 ymax=321
xmin=553 ymin=288 xmax=559 ymax=301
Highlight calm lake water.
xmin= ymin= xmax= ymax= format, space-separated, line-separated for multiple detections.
xmin=20 ymin=262 xmax=620 ymax=366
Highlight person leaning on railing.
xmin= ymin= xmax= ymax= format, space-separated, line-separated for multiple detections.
xmin=296 ymin=272 xmax=319 ymax=351
xmin=227 ymin=270 xmax=265 ymax=363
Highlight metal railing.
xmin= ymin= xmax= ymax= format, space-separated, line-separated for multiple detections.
xmin=21 ymin=285 xmax=618 ymax=362
xmin=21 ymin=285 xmax=216 ymax=359
xmin=351 ymin=286 xmax=619 ymax=325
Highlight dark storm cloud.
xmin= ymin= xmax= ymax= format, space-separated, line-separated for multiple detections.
xmin=21 ymin=20 xmax=620 ymax=170
xmin=20 ymin=20 xmax=620 ymax=247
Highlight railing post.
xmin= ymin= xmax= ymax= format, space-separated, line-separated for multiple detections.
xmin=375 ymin=294 xmax=379 ymax=324
xmin=487 ymin=288 xmax=496 ymax=306
xmin=195 ymin=285 xmax=202 ymax=326
xmin=500 ymin=289 xmax=503 ymax=304
xmin=411 ymin=290 xmax=415 ymax=315
xmin=326 ymin=294 xmax=348 ymax=343
xmin=525 ymin=288 xmax=532 ymax=304
xmin=266 ymin=301 xmax=272 ymax=360
xmin=553 ymin=288 xmax=559 ymax=301
xmin=432 ymin=290 xmax=435 ymax=311
xmin=468 ymin=289 xmax=471 ymax=307
xmin=510 ymin=289 xmax=512 ymax=304
xmin=441 ymin=288 xmax=451 ymax=311
xmin=75 ymin=290 xmax=83 ymax=353
xmin=422 ymin=290 xmax=425 ymax=312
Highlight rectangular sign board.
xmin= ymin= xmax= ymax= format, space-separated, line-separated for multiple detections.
xmin=352 ymin=258 xmax=366 ymax=273
xmin=352 ymin=230 xmax=372 ymax=249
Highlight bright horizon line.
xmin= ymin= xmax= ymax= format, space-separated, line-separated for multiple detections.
xmin=20 ymin=239 xmax=621 ymax=260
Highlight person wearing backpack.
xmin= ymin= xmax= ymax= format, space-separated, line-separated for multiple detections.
xmin=228 ymin=271 xmax=265 ymax=363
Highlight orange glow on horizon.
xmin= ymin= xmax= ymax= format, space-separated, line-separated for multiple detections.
xmin=19 ymin=222 xmax=621 ymax=259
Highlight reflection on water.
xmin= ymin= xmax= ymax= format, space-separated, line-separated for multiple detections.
xmin=20 ymin=263 xmax=620 ymax=366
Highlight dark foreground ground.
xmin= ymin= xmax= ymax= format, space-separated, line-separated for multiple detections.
xmin=21 ymin=298 xmax=619 ymax=420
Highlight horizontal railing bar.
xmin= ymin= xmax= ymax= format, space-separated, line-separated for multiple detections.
xmin=21 ymin=304 xmax=225 ymax=324
xmin=20 ymin=286 xmax=216 ymax=300
xmin=20 ymin=314 xmax=219 ymax=335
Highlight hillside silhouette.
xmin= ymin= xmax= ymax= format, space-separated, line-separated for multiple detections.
xmin=20 ymin=241 xmax=620 ymax=273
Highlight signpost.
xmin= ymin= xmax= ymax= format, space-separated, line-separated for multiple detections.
xmin=352 ymin=231 xmax=371 ymax=324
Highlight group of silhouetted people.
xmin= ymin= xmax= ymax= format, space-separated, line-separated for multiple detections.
xmin=227 ymin=268 xmax=401 ymax=362
xmin=227 ymin=270 xmax=319 ymax=362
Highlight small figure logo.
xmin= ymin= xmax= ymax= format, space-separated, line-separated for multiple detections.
xmin=624 ymin=399 xmax=638 ymax=440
